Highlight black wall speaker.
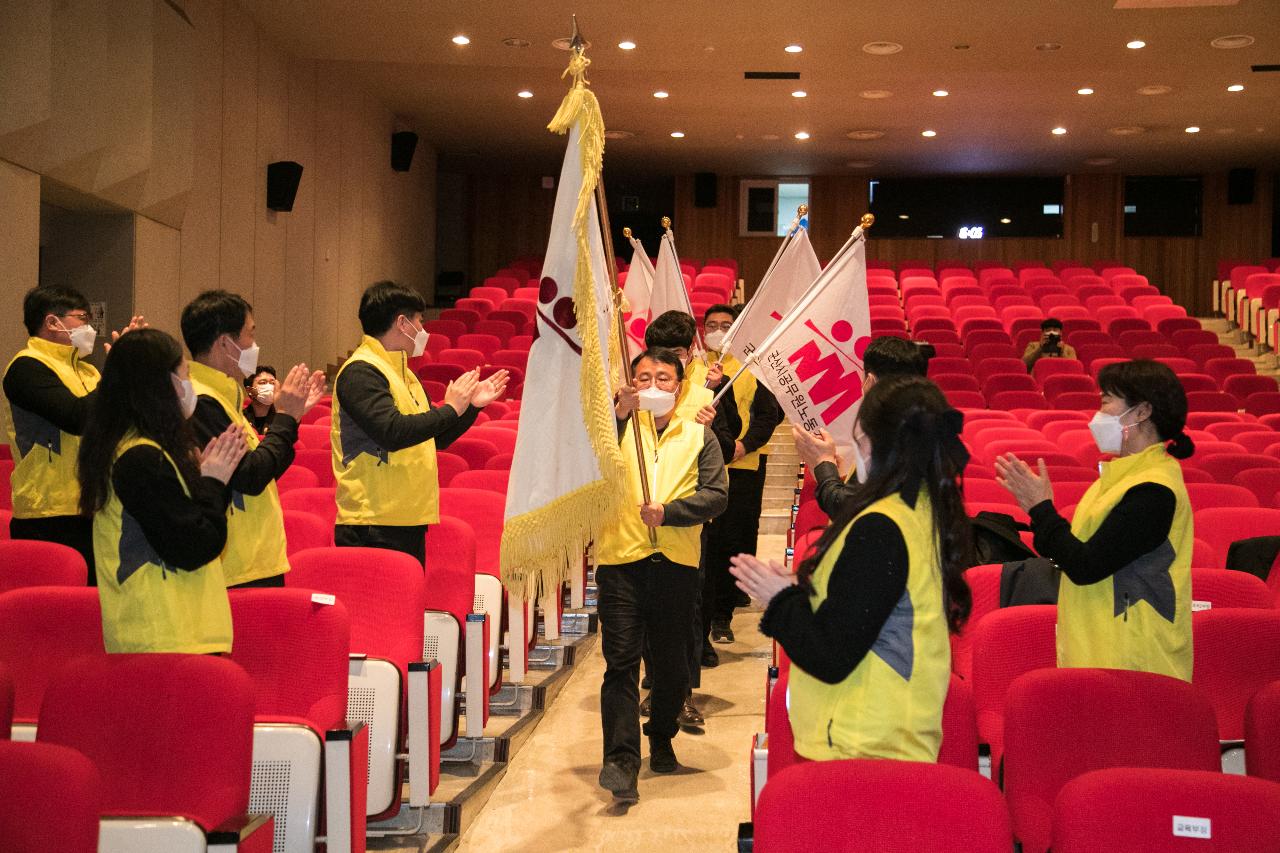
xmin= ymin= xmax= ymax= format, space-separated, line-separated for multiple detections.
xmin=266 ymin=161 xmax=303 ymax=212
xmin=391 ymin=131 xmax=418 ymax=172
xmin=694 ymin=172 xmax=718 ymax=208
xmin=1228 ymin=168 xmax=1256 ymax=205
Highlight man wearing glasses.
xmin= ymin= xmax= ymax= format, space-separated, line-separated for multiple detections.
xmin=2 ymin=286 xmax=143 ymax=583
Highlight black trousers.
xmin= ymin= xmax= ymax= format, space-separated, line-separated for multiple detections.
xmin=702 ymin=458 xmax=767 ymax=629
xmin=597 ymin=556 xmax=699 ymax=765
xmin=10 ymin=514 xmax=96 ymax=586
xmin=335 ymin=523 xmax=428 ymax=567
xmin=642 ymin=544 xmax=706 ymax=690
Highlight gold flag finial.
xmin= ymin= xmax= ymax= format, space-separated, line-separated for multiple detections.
xmin=860 ymin=213 xmax=875 ymax=229
xmin=798 ymin=204 xmax=809 ymax=217
xmin=622 ymin=226 xmax=632 ymax=238
xmin=661 ymin=216 xmax=672 ymax=229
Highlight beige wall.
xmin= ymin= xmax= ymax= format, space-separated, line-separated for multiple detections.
xmin=0 ymin=161 xmax=42 ymax=362
xmin=0 ymin=0 xmax=437 ymax=372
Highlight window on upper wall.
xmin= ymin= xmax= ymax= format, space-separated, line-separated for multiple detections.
xmin=868 ymin=176 xmax=1065 ymax=239
xmin=1123 ymin=176 xmax=1203 ymax=237
xmin=739 ymin=179 xmax=810 ymax=237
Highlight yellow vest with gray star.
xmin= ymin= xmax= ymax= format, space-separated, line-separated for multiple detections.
xmin=4 ymin=336 xmax=100 ymax=518
xmin=188 ymin=361 xmax=290 ymax=586
xmin=595 ymin=413 xmax=706 ymax=570
xmin=332 ymin=336 xmax=440 ymax=526
xmin=788 ymin=491 xmax=951 ymax=762
xmin=94 ymin=435 xmax=232 ymax=654
xmin=688 ymin=352 xmax=765 ymax=471
xmin=1057 ymin=444 xmax=1193 ymax=681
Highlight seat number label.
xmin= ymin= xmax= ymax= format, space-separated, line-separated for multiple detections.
xmin=1173 ymin=816 xmax=1211 ymax=839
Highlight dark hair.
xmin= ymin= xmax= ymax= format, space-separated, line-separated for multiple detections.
xmin=359 ymin=281 xmax=426 ymax=336
xmin=703 ymin=304 xmax=738 ymax=323
xmin=644 ymin=311 xmax=696 ymax=349
xmin=78 ymin=329 xmax=202 ymax=515
xmin=245 ymin=365 xmax=277 ymax=389
xmin=1040 ymin=317 xmax=1064 ymax=331
xmin=798 ymin=375 xmax=974 ymax=633
xmin=1097 ymin=359 xmax=1195 ymax=459
xmin=864 ymin=335 xmax=928 ymax=379
xmin=180 ymin=290 xmax=252 ymax=357
xmin=632 ymin=347 xmax=685 ymax=381
xmin=23 ymin=286 xmax=90 ymax=336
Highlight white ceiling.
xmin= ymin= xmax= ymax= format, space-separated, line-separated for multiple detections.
xmin=240 ymin=0 xmax=1280 ymax=176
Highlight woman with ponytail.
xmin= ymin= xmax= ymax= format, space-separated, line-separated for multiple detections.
xmin=731 ymin=375 xmax=973 ymax=762
xmin=996 ymin=359 xmax=1195 ymax=681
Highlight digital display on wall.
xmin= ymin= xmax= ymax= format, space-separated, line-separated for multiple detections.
xmin=869 ymin=176 xmax=1065 ymax=238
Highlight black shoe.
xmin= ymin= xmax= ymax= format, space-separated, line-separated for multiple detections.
xmin=678 ymin=697 xmax=705 ymax=728
xmin=711 ymin=620 xmax=735 ymax=645
xmin=639 ymin=693 xmax=651 ymax=717
xmin=649 ymin=737 xmax=678 ymax=773
xmin=599 ymin=759 xmax=640 ymax=802
xmin=641 ymin=673 xmax=652 ymax=690
xmin=733 ymin=589 xmax=750 ymax=608
xmin=701 ymin=644 xmax=720 ymax=668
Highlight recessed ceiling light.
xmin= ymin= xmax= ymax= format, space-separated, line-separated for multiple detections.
xmin=953 ymin=43 xmax=970 ymax=51
xmin=1035 ymin=42 xmax=1061 ymax=51
xmin=1227 ymin=84 xmax=1245 ymax=92
xmin=862 ymin=41 xmax=903 ymax=55
xmin=1126 ymin=39 xmax=1146 ymax=49
xmin=451 ymin=35 xmax=470 ymax=46
xmin=517 ymin=90 xmax=533 ymax=99
xmin=784 ymin=43 xmax=803 ymax=53
xmin=1085 ymin=156 xmax=1118 ymax=166
xmin=618 ymin=40 xmax=636 ymax=50
xmin=1211 ymin=35 xmax=1254 ymax=50
xmin=921 ymin=129 xmax=937 ymax=138
xmin=670 ymin=131 xmax=685 ymax=138
xmin=898 ymin=214 xmax=909 ymax=220
xmin=846 ymin=129 xmax=886 ymax=140
xmin=502 ymin=37 xmax=531 ymax=48
xmin=1185 ymin=126 xmax=1200 ymax=134
xmin=1077 ymin=87 xmax=1094 ymax=95
xmin=859 ymin=89 xmax=893 ymax=100
xmin=1052 ymin=127 xmax=1067 ymax=135
xmin=1109 ymin=125 xmax=1146 ymax=136
xmin=794 ymin=131 xmax=810 ymax=140
xmin=792 ymin=90 xmax=807 ymax=98
xmin=933 ymin=89 xmax=949 ymax=97
xmin=1137 ymin=85 xmax=1172 ymax=96
xmin=1000 ymin=218 xmax=1012 ymax=224
xmin=653 ymin=90 xmax=669 ymax=99
xmin=846 ymin=160 xmax=876 ymax=168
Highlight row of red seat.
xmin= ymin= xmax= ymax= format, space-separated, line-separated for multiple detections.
xmin=1214 ymin=258 xmax=1280 ymax=348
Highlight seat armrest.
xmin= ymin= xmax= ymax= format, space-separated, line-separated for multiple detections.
xmin=207 ymin=814 xmax=273 ymax=853
xmin=324 ymin=721 xmax=369 ymax=853
xmin=407 ymin=659 xmax=441 ymax=806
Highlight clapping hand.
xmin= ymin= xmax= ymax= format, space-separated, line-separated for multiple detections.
xmin=104 ymin=315 xmax=148 ymax=354
xmin=471 ymin=369 xmax=510 ymax=408
xmin=444 ymin=369 xmax=480 ymax=415
xmin=994 ymin=453 xmax=1054 ymax=511
xmin=199 ymin=425 xmax=249 ymax=484
xmin=729 ymin=553 xmax=795 ymax=607
xmin=793 ymin=425 xmax=840 ymax=470
xmin=274 ymin=364 xmax=312 ymax=420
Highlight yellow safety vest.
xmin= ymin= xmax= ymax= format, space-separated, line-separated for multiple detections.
xmin=673 ymin=377 xmax=713 ymax=423
xmin=689 ymin=352 xmax=764 ymax=471
xmin=1058 ymin=444 xmax=1193 ymax=681
xmin=94 ymin=436 xmax=232 ymax=654
xmin=332 ymin=336 xmax=440 ymax=526
xmin=188 ymin=361 xmax=289 ymax=586
xmin=788 ymin=491 xmax=951 ymax=762
xmin=3 ymin=337 xmax=99 ymax=518
xmin=596 ymin=413 xmax=706 ymax=569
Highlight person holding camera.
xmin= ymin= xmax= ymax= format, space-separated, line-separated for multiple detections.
xmin=1022 ymin=317 xmax=1076 ymax=371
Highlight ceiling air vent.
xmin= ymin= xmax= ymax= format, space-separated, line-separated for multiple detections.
xmin=744 ymin=71 xmax=802 ymax=80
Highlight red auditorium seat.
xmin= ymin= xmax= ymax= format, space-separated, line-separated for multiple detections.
xmin=1246 ymin=680 xmax=1280 ymax=783
xmin=424 ymin=515 xmax=487 ymax=742
xmin=974 ymin=358 xmax=1029 ymax=382
xmin=1003 ymin=668 xmax=1221 ymax=853
xmin=1185 ymin=482 xmax=1259 ymax=510
xmin=1171 ymin=328 xmax=1220 ymax=350
xmin=1192 ymin=507 xmax=1280 ymax=571
xmin=454 ymin=297 xmax=493 ymax=319
xmin=990 ymin=390 xmax=1049 ymax=410
xmin=1051 ymin=768 xmax=1280 ymax=852
xmin=1156 ymin=316 xmax=1204 ymax=338
xmin=1194 ymin=610 xmax=1280 ymax=747
xmin=470 ymin=286 xmax=509 ymax=305
xmin=440 ymin=308 xmax=480 ymax=328
xmin=951 ymin=564 xmax=1002 ymax=680
xmin=457 ymin=334 xmax=501 ymax=358
xmin=425 ymin=319 xmax=466 ymax=340
xmin=754 ymin=759 xmax=1012 ymax=853
xmin=1191 ymin=568 xmax=1271 ymax=608
xmin=1029 ymin=359 xmax=1084 ymax=383
xmin=38 ymin=654 xmax=272 ymax=850
xmin=1041 ymin=374 xmax=1097 ymax=403
xmin=488 ymin=311 xmax=531 ymax=335
xmin=279 ymin=486 xmax=337 ymax=530
xmin=282 ymin=509 xmax=332 ymax=554
xmin=946 ymin=390 xmax=988 ymax=408
xmin=443 ymin=437 xmax=498 ymax=471
xmin=1228 ymin=430 xmax=1280 ymax=454
xmin=0 ymin=741 xmax=101 ymax=853
xmin=971 ymin=605 xmax=1057 ymax=767
xmin=934 ymin=374 xmax=982 ymax=394
xmin=451 ymin=470 xmax=510 ymax=493
xmin=438 ymin=348 xmax=485 ymax=371
xmin=1185 ymin=391 xmax=1242 ymax=412
xmin=1193 ymin=453 xmax=1280 ymax=484
xmin=1049 ymin=391 xmax=1100 ymax=410
xmin=1204 ymin=357 xmax=1257 ymax=385
xmin=1244 ymin=392 xmax=1280 ymax=416
xmin=1223 ymin=374 xmax=1277 ymax=403
xmin=435 ymin=450 xmax=468 ymax=487
xmin=290 ymin=447 xmax=335 ymax=488
xmin=0 ymin=540 xmax=87 ymax=592
xmin=276 ymin=464 xmax=320 ymax=494
xmin=1174 ymin=373 xmax=1218 ymax=394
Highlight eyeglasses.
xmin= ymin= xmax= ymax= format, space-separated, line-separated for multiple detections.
xmin=704 ymin=321 xmax=733 ymax=332
xmin=60 ymin=312 xmax=91 ymax=323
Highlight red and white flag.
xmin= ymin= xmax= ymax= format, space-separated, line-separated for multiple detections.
xmin=722 ymin=226 xmax=821 ymax=363
xmin=648 ymin=231 xmax=695 ymax=321
xmin=621 ymin=235 xmax=654 ymax=358
xmin=744 ymin=222 xmax=873 ymax=463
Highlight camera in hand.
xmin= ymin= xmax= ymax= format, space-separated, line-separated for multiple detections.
xmin=1042 ymin=332 xmax=1061 ymax=355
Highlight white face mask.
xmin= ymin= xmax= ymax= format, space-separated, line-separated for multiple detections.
xmin=254 ymin=383 xmax=276 ymax=406
xmin=174 ymin=374 xmax=197 ymax=419
xmin=226 ymin=337 xmax=260 ymax=378
xmin=402 ymin=317 xmax=429 ymax=358
xmin=704 ymin=330 xmax=726 ymax=352
xmin=60 ymin=323 xmax=97 ymax=357
xmin=1088 ymin=405 xmax=1137 ymax=454
xmin=854 ymin=449 xmax=870 ymax=484
xmin=637 ymin=386 xmax=677 ymax=416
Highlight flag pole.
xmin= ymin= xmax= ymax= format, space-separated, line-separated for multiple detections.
xmin=715 ymin=204 xmax=808 ymax=365
xmin=596 ymin=172 xmax=658 ymax=545
xmin=661 ymin=216 xmax=709 ymax=364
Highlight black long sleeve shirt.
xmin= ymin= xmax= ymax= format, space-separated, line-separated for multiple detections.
xmin=190 ymin=398 xmax=298 ymax=497
xmin=813 ymin=460 xmax=853 ymax=518
xmin=1028 ymin=483 xmax=1176 ymax=585
xmin=761 ymin=512 xmax=909 ymax=684
xmin=2 ymin=355 xmax=96 ymax=435
xmin=334 ymin=362 xmax=479 ymax=452
xmin=707 ymin=377 xmax=785 ymax=464
xmin=111 ymin=445 xmax=231 ymax=570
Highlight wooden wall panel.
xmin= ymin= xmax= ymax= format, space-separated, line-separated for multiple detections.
xmin=0 ymin=161 xmax=41 ymax=363
xmin=218 ymin=1 xmax=257 ymax=306
xmin=178 ymin=0 xmax=223 ymax=310
xmin=284 ymin=57 xmax=316 ymax=370
xmin=133 ymin=214 xmax=182 ymax=333
xmin=310 ymin=62 xmax=343 ymax=367
xmin=252 ymin=36 xmax=288 ymax=363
